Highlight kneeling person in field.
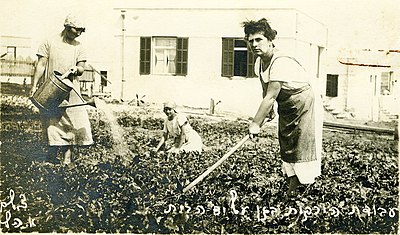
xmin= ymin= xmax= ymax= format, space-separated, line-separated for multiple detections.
xmin=155 ymin=101 xmax=203 ymax=154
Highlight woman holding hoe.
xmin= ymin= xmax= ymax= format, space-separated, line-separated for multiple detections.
xmin=243 ymin=18 xmax=322 ymax=196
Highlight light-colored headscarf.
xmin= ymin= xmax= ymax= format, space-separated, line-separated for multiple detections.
xmin=163 ymin=101 xmax=177 ymax=110
xmin=64 ymin=14 xmax=85 ymax=29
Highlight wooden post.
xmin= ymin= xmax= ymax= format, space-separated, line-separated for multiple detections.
xmin=209 ymin=98 xmax=215 ymax=115
xmin=395 ymin=116 xmax=399 ymax=141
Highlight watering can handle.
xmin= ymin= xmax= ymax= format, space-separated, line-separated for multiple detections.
xmin=60 ymin=70 xmax=73 ymax=80
xmin=58 ymin=70 xmax=87 ymax=104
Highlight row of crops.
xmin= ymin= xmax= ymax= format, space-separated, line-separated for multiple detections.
xmin=0 ymin=95 xmax=398 ymax=233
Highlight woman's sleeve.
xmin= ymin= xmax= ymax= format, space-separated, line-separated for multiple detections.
xmin=177 ymin=114 xmax=188 ymax=127
xmin=37 ymin=39 xmax=50 ymax=58
xmin=76 ymin=42 xmax=87 ymax=63
xmin=269 ymin=57 xmax=302 ymax=83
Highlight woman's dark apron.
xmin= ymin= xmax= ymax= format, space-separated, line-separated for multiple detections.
xmin=276 ymin=85 xmax=316 ymax=163
xmin=261 ymin=56 xmax=317 ymax=163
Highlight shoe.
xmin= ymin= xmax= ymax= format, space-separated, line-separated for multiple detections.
xmin=62 ymin=156 xmax=72 ymax=165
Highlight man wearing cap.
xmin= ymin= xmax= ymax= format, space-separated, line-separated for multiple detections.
xmin=29 ymin=14 xmax=93 ymax=165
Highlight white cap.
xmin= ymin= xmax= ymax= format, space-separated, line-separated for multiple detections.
xmin=64 ymin=14 xmax=85 ymax=29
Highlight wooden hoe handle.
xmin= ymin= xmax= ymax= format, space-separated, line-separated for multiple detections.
xmin=183 ymin=134 xmax=250 ymax=193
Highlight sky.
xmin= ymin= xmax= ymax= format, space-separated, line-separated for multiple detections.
xmin=1 ymin=0 xmax=400 ymax=54
xmin=295 ymin=0 xmax=400 ymax=50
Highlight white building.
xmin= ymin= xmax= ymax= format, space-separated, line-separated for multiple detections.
xmin=324 ymin=49 xmax=400 ymax=121
xmin=99 ymin=5 xmax=327 ymax=116
xmin=2 ymin=1 xmax=399 ymax=122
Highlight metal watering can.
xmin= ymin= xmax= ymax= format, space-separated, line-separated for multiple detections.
xmin=30 ymin=70 xmax=97 ymax=114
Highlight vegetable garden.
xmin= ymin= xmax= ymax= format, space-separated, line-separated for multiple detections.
xmin=0 ymin=93 xmax=398 ymax=234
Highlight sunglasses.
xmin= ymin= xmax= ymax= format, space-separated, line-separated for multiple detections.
xmin=163 ymin=107 xmax=172 ymax=113
xmin=70 ymin=26 xmax=85 ymax=33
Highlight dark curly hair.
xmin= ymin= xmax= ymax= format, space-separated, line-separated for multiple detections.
xmin=242 ymin=18 xmax=277 ymax=41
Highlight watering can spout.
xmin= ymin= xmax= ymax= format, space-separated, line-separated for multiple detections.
xmin=86 ymin=97 xmax=97 ymax=108
xmin=58 ymin=97 xmax=99 ymax=109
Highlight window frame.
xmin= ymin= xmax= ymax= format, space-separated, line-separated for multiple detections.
xmin=221 ymin=37 xmax=256 ymax=78
xmin=139 ymin=36 xmax=188 ymax=76
xmin=380 ymin=71 xmax=393 ymax=95
xmin=152 ymin=37 xmax=177 ymax=75
xmin=7 ymin=46 xmax=16 ymax=60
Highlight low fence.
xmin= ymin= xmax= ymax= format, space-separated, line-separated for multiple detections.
xmin=0 ymin=57 xmax=36 ymax=77
xmin=0 ymin=58 xmax=110 ymax=98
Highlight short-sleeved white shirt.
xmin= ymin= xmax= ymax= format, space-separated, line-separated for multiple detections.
xmin=163 ymin=113 xmax=188 ymax=138
xmin=37 ymin=34 xmax=87 ymax=80
xmin=254 ymin=55 xmax=310 ymax=90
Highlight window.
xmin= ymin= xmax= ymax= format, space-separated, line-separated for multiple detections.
xmin=7 ymin=46 xmax=16 ymax=60
xmin=153 ymin=38 xmax=176 ymax=74
xmin=100 ymin=71 xmax=108 ymax=87
xmin=139 ymin=37 xmax=188 ymax=76
xmin=380 ymin=71 xmax=393 ymax=95
xmin=326 ymin=74 xmax=338 ymax=97
xmin=221 ymin=38 xmax=256 ymax=78
xmin=100 ymin=71 xmax=108 ymax=92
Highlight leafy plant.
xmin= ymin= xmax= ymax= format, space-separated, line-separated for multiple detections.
xmin=0 ymin=95 xmax=398 ymax=233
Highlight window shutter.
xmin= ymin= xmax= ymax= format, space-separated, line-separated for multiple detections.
xmin=176 ymin=38 xmax=188 ymax=76
xmin=333 ymin=76 xmax=338 ymax=96
xmin=140 ymin=37 xmax=151 ymax=75
xmin=246 ymin=47 xmax=256 ymax=78
xmin=221 ymin=38 xmax=234 ymax=77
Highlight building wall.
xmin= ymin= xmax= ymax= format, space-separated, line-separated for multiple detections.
xmin=0 ymin=36 xmax=32 ymax=59
xmin=107 ymin=7 xmax=327 ymax=116
xmin=0 ymin=6 xmax=327 ymax=118
xmin=324 ymin=56 xmax=350 ymax=116
xmin=346 ymin=69 xmax=375 ymax=120
xmin=327 ymin=63 xmax=399 ymax=121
